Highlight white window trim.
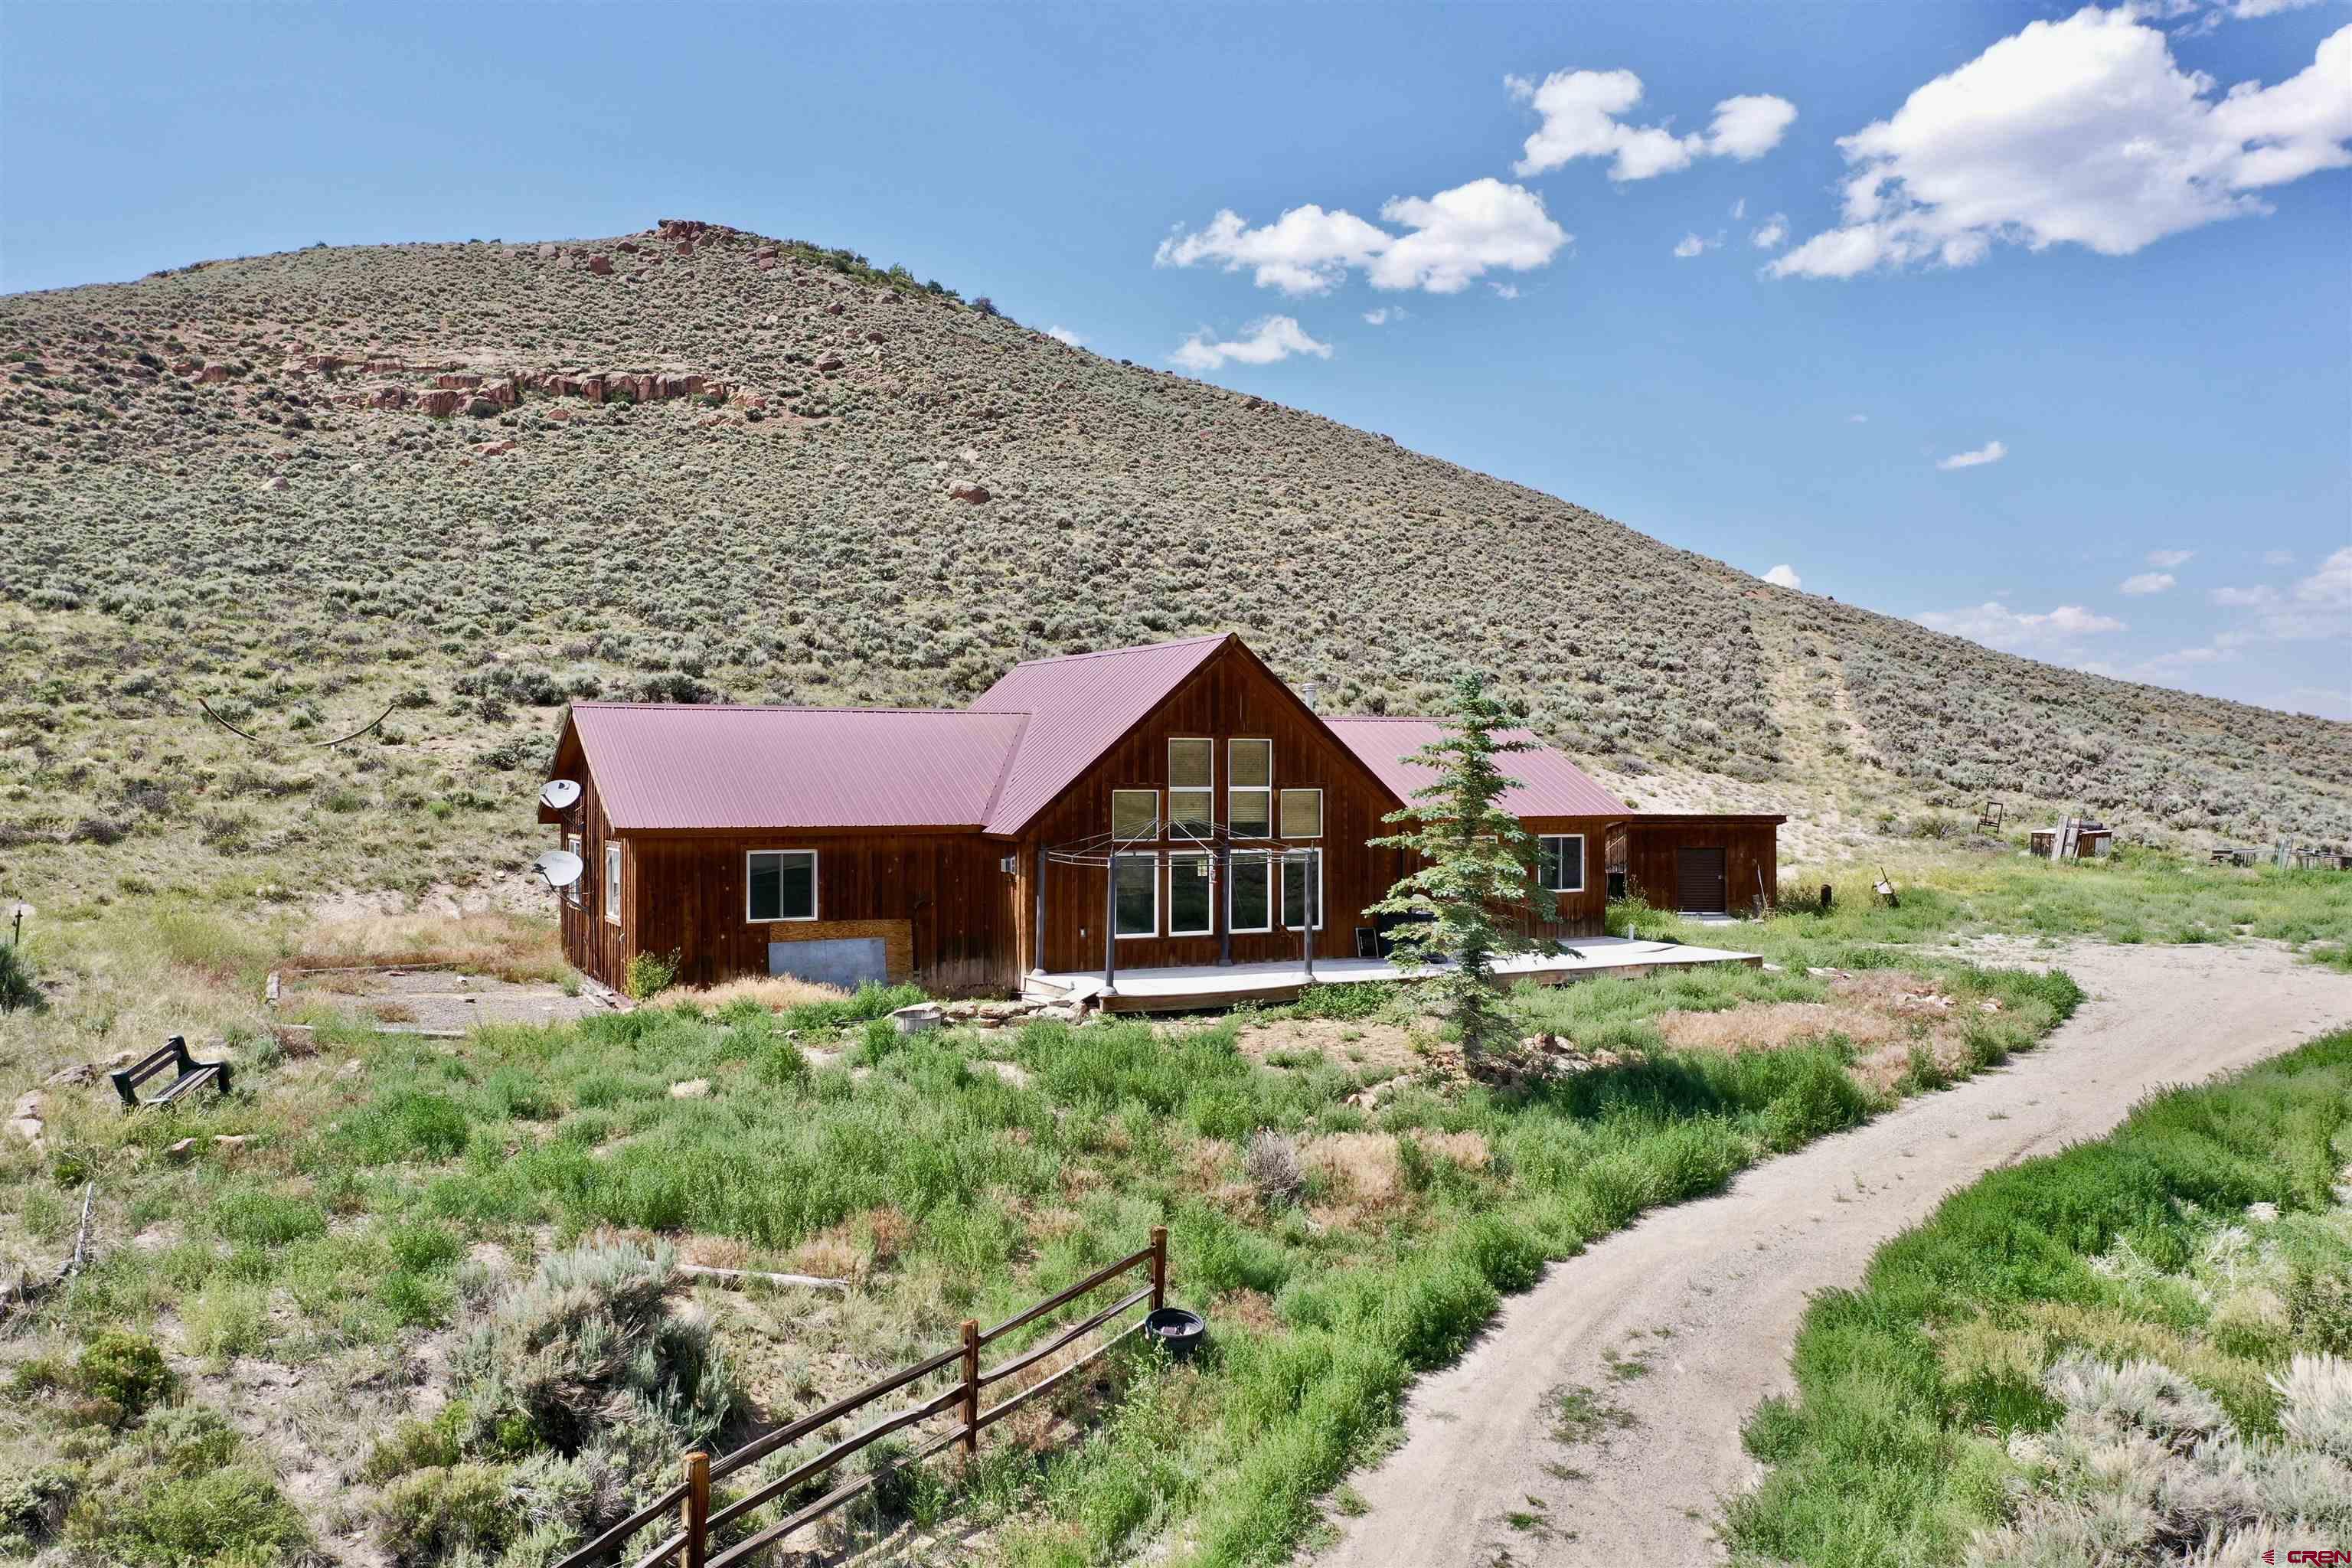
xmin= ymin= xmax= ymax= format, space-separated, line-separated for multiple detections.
xmin=1228 ymin=739 xmax=1272 ymax=839
xmin=1112 ymin=851 xmax=1159 ymax=939
xmin=1111 ymin=789 xmax=1159 ymax=843
xmin=1279 ymin=786 xmax=1325 ymax=841
xmin=1227 ymin=851 xmax=1273 ymax=934
xmin=1538 ymin=834 xmax=1587 ymax=894
xmin=604 ymin=841 xmax=622 ymax=926
xmin=564 ymin=834 xmax=583 ymax=907
xmin=746 ymin=848 xmax=820 ymax=923
xmin=1281 ymin=850 xmax=1326 ymax=932
xmin=1167 ymin=851 xmax=1215 ymax=937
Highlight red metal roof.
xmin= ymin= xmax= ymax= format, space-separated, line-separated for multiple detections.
xmin=568 ymin=704 xmax=1029 ymax=831
xmin=1323 ymin=717 xmax=1629 ymax=819
xmin=972 ymin=634 xmax=1231 ymax=835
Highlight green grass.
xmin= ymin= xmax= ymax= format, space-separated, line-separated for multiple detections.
xmin=1724 ymin=1026 xmax=2352 ymax=1566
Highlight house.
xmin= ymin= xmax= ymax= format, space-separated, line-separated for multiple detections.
xmin=1605 ymin=813 xmax=1786 ymax=916
xmin=540 ymin=632 xmax=1639 ymax=999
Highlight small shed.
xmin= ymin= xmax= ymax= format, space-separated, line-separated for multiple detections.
xmin=1606 ymin=813 xmax=1786 ymax=916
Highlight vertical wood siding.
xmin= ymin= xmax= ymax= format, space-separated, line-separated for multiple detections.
xmin=1618 ymin=820 xmax=1782 ymax=914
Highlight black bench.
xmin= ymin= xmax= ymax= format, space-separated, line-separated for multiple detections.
xmin=110 ymin=1036 xmax=231 ymax=1109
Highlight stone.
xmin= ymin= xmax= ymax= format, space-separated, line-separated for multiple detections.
xmin=537 ymin=243 xmax=558 ymax=259
xmin=6 ymin=1091 xmax=44 ymax=1146
xmin=261 ymin=476 xmax=289 ymax=492
xmin=166 ymin=1138 xmax=198 ymax=1161
xmin=475 ymin=439 xmax=517 ymax=456
xmin=335 ymin=1059 xmax=364 ymax=1081
xmin=211 ymin=1134 xmax=254 ymax=1154
xmin=44 ymin=1062 xmax=97 ymax=1087
xmin=949 ymin=483 xmax=991 ymax=505
xmin=669 ymin=1078 xmax=712 ymax=1099
xmin=815 ymin=355 xmax=844 ymax=373
xmin=825 ymin=302 xmax=845 ymax=316
xmin=587 ymin=255 xmax=614 ymax=276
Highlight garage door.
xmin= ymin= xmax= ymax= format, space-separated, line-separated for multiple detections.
xmin=1674 ymin=848 xmax=1728 ymax=913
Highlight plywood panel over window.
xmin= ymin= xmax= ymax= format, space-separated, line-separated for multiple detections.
xmin=1112 ymin=789 xmax=1158 ymax=841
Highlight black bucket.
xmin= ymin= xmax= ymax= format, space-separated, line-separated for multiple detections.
xmin=1144 ymin=1305 xmax=1206 ymax=1360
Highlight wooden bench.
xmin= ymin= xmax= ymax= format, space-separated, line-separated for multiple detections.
xmin=109 ymin=1036 xmax=231 ymax=1110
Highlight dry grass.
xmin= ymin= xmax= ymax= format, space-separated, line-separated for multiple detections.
xmin=1302 ymin=1132 xmax=1407 ymax=1207
xmin=1652 ymin=1000 xmax=1906 ymax=1054
xmin=689 ymin=973 xmax=851 ymax=1012
xmin=289 ymin=910 xmax=564 ymax=981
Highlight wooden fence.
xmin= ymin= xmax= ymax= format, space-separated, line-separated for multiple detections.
xmin=554 ymin=1226 xmax=1170 ymax=1568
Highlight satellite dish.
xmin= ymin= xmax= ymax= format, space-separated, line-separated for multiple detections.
xmin=541 ymin=779 xmax=583 ymax=810
xmin=531 ymin=850 xmax=585 ymax=890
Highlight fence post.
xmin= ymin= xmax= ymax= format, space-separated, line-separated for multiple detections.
xmin=1149 ymin=1225 xmax=1168 ymax=1312
xmin=960 ymin=1318 xmax=981 ymax=1459
xmin=683 ymin=1451 xmax=709 ymax=1568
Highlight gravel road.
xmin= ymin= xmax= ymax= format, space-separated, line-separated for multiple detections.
xmin=1318 ymin=941 xmax=2352 ymax=1568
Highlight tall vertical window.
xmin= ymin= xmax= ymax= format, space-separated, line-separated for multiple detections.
xmin=1536 ymin=835 xmax=1586 ymax=894
xmin=1111 ymin=789 xmax=1158 ymax=841
xmin=1281 ymin=852 xmax=1323 ymax=930
xmin=1113 ymin=854 xmax=1158 ymax=938
xmin=604 ymin=842 xmax=622 ymax=926
xmin=747 ymin=850 xmax=819 ymax=921
xmin=1228 ymin=852 xmax=1272 ymax=933
xmin=564 ymin=834 xmax=583 ymax=907
xmin=1279 ymin=787 xmax=1323 ymax=840
xmin=1229 ymin=739 xmax=1271 ymax=838
xmin=1168 ymin=738 xmax=1213 ymax=840
xmin=1168 ymin=853 xmax=1214 ymax=936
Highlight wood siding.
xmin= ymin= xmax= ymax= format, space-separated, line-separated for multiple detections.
xmin=547 ymin=727 xmax=629 ymax=991
xmin=1612 ymin=818 xmax=1782 ymax=915
xmin=1516 ymin=815 xmax=1616 ymax=939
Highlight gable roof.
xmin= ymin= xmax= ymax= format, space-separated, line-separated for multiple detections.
xmin=970 ymin=633 xmax=1231 ymax=835
xmin=1324 ymin=717 xmax=1629 ymax=819
xmin=567 ymin=704 xmax=1028 ymax=831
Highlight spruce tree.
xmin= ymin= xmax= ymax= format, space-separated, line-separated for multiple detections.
xmin=1366 ymin=672 xmax=1564 ymax=1060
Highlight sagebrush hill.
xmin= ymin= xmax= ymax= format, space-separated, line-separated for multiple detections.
xmin=2 ymin=216 xmax=2347 ymax=906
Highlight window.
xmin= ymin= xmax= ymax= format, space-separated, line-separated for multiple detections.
xmin=1228 ymin=740 xmax=1271 ymax=838
xmin=564 ymin=834 xmax=582 ymax=907
xmin=1112 ymin=789 xmax=1158 ymax=841
xmin=1537 ymin=835 xmax=1586 ymax=894
xmin=1227 ymin=852 xmax=1272 ymax=933
xmin=1168 ymin=739 xmax=1213 ymax=839
xmin=747 ymin=850 xmax=818 ymax=922
xmin=1168 ymin=853 xmax=1214 ymax=936
xmin=1279 ymin=787 xmax=1323 ymax=840
xmin=604 ymin=842 xmax=622 ymax=926
xmin=1281 ymin=851 xmax=1324 ymax=930
xmin=1113 ymin=854 xmax=1158 ymax=938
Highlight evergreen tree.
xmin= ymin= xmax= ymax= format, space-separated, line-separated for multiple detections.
xmin=1366 ymin=672 xmax=1565 ymax=1060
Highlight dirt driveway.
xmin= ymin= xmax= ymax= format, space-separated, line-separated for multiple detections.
xmin=1317 ymin=942 xmax=2352 ymax=1568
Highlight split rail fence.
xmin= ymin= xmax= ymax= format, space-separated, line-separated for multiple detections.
xmin=553 ymin=1226 xmax=1169 ymax=1568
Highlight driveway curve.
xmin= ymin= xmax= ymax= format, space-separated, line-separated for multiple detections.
xmin=1318 ymin=941 xmax=2352 ymax=1568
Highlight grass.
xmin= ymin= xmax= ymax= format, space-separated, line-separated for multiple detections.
xmin=1724 ymin=1026 xmax=2352 ymax=1566
xmin=0 ymin=890 xmax=2088 ymax=1566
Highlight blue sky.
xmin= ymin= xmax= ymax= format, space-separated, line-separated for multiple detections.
xmin=5 ymin=2 xmax=2347 ymax=717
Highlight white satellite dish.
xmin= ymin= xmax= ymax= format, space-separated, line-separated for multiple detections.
xmin=532 ymin=850 xmax=586 ymax=890
xmin=541 ymin=779 xmax=583 ymax=811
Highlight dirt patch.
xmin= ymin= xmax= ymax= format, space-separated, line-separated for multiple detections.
xmin=1236 ymin=1016 xmax=1427 ymax=1076
xmin=1649 ymin=970 xmax=1994 ymax=1095
xmin=277 ymin=967 xmax=606 ymax=1031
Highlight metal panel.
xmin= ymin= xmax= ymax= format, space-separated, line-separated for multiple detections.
xmin=769 ymin=937 xmax=889 ymax=989
xmin=1325 ymin=717 xmax=1630 ymax=818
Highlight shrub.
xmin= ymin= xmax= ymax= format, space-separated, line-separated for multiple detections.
xmin=1244 ymin=1129 xmax=1304 ymax=1207
xmin=74 ymin=1331 xmax=174 ymax=1423
xmin=624 ymin=948 xmax=681 ymax=1001
xmin=104 ymin=1465 xmax=309 ymax=1566
xmin=0 ymin=941 xmax=41 ymax=1013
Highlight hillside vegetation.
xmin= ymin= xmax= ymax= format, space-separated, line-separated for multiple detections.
xmin=2 ymin=216 xmax=2348 ymax=911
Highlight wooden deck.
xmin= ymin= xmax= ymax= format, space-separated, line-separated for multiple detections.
xmin=1026 ymin=936 xmax=1762 ymax=1014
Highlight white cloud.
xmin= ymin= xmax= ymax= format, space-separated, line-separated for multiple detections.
xmin=1506 ymin=69 xmax=1795 ymax=181
xmin=1731 ymin=197 xmax=1747 ymax=219
xmin=1918 ymin=600 xmax=2127 ymax=652
xmin=2297 ymin=544 xmax=2352 ymax=608
xmin=1772 ymin=11 xmax=2352 ymax=279
xmin=2145 ymin=547 xmax=2194 ymax=568
xmin=2262 ymin=548 xmax=2295 ymax=565
xmin=1847 ymin=413 xmax=1870 ymax=423
xmin=2230 ymin=0 xmax=2327 ymax=18
xmin=1157 ymin=178 xmax=1570 ymax=296
xmin=1044 ymin=325 xmax=1084 ymax=348
xmin=1361 ymin=306 xmax=1404 ymax=325
xmin=1763 ymin=564 xmax=1803 ymax=589
xmin=2211 ymin=583 xmax=2281 ymax=606
xmin=2120 ymin=571 xmax=2177 ymax=594
xmin=1936 ymin=439 xmax=2007 ymax=469
xmin=1168 ymin=315 xmax=1333 ymax=372
xmin=1488 ymin=281 xmax=1521 ymax=299
xmin=1674 ymin=232 xmax=1716 ymax=258
xmin=1750 ymin=214 xmax=1789 ymax=248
